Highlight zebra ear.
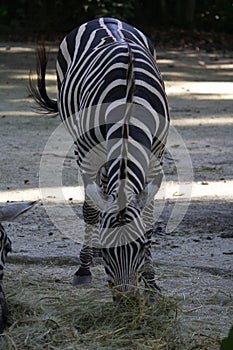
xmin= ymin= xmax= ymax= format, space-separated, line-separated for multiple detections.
xmin=82 ymin=173 xmax=113 ymax=212
xmin=132 ymin=171 xmax=163 ymax=211
xmin=0 ymin=200 xmax=39 ymax=222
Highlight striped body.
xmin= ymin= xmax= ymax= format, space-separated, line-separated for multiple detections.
xmin=57 ymin=18 xmax=170 ymax=294
xmin=30 ymin=18 xmax=170 ymax=297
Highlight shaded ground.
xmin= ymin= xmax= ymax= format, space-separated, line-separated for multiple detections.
xmin=0 ymin=43 xmax=232 ymax=349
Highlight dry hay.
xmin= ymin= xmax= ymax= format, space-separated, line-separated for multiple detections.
xmin=0 ymin=262 xmax=224 ymax=350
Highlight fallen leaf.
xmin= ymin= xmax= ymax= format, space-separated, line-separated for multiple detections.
xmin=172 ymin=191 xmax=185 ymax=197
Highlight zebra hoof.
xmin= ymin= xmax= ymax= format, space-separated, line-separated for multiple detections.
xmin=145 ymin=286 xmax=162 ymax=304
xmin=72 ymin=274 xmax=92 ymax=286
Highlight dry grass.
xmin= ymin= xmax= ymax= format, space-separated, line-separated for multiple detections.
xmin=0 ymin=262 xmax=226 ymax=350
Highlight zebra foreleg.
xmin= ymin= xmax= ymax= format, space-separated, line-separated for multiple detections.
xmin=73 ymin=200 xmax=100 ymax=285
xmin=141 ymin=201 xmax=161 ymax=296
xmin=0 ymin=282 xmax=9 ymax=333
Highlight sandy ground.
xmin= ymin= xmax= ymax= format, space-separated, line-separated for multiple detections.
xmin=0 ymin=43 xmax=233 ymax=347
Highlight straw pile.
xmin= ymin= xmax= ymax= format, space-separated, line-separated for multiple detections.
xmin=0 ymin=262 xmax=222 ymax=350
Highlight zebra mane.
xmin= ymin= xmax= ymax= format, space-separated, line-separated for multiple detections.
xmin=117 ymin=44 xmax=135 ymax=219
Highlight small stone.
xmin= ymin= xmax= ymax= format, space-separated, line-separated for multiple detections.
xmin=206 ymin=236 xmax=212 ymax=240
xmin=220 ymin=232 xmax=233 ymax=239
xmin=201 ymin=181 xmax=209 ymax=185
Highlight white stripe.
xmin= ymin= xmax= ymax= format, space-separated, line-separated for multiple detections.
xmin=56 ymin=62 xmax=64 ymax=85
xmin=60 ymin=38 xmax=71 ymax=67
xmin=99 ymin=17 xmax=117 ymax=42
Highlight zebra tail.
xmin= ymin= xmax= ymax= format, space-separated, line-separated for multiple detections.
xmin=126 ymin=45 xmax=135 ymax=106
xmin=117 ymin=45 xmax=135 ymax=216
xmin=28 ymin=45 xmax=58 ymax=115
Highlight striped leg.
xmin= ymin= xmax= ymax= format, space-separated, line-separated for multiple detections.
xmin=73 ymin=142 xmax=101 ymax=284
xmin=0 ymin=224 xmax=11 ymax=332
xmin=73 ymin=199 xmax=100 ymax=285
xmin=141 ymin=200 xmax=161 ymax=292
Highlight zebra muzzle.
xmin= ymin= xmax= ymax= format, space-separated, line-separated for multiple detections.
xmin=112 ymin=288 xmax=141 ymax=305
xmin=109 ymin=278 xmax=141 ymax=304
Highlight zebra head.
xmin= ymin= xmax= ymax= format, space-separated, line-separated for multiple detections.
xmin=0 ymin=200 xmax=38 ymax=333
xmin=84 ymin=171 xmax=163 ymax=299
xmin=100 ymin=206 xmax=146 ymax=300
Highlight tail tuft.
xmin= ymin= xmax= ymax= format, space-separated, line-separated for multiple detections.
xmin=28 ymin=45 xmax=58 ymax=115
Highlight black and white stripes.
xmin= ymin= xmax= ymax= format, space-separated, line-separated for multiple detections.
xmin=0 ymin=224 xmax=11 ymax=282
xmin=0 ymin=201 xmax=37 ymax=331
xmin=29 ymin=17 xmax=170 ymax=297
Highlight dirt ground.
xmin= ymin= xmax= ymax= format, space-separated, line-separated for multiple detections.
xmin=0 ymin=43 xmax=232 ymax=349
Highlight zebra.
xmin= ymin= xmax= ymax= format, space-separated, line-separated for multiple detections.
xmin=0 ymin=201 xmax=37 ymax=332
xmin=29 ymin=17 xmax=170 ymax=301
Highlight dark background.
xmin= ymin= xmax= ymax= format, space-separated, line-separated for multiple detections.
xmin=0 ymin=0 xmax=233 ymax=49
